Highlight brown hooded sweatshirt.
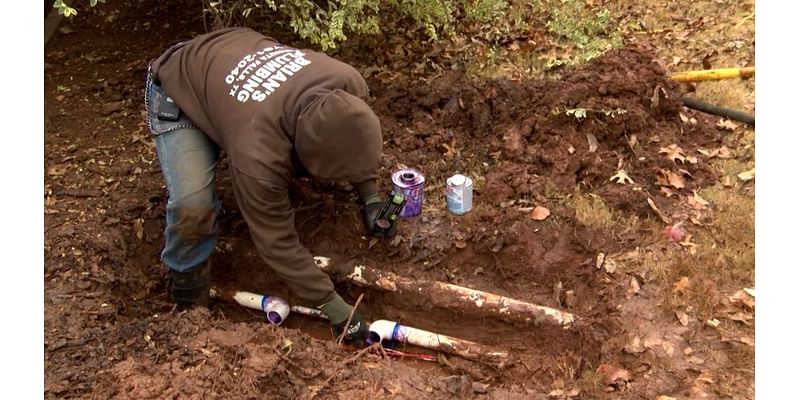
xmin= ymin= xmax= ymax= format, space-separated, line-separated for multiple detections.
xmin=150 ymin=27 xmax=381 ymax=304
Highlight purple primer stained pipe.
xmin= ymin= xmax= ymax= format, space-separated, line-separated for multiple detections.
xmin=391 ymin=168 xmax=425 ymax=217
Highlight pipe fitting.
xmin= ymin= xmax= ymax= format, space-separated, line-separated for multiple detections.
xmin=262 ymin=296 xmax=290 ymax=325
xmin=367 ymin=319 xmax=405 ymax=345
xmin=232 ymin=291 xmax=290 ymax=326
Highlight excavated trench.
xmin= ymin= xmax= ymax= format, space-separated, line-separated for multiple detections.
xmin=45 ymin=5 xmax=730 ymax=391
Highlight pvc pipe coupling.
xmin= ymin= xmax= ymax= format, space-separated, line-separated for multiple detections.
xmin=367 ymin=319 xmax=407 ymax=345
xmin=261 ymin=296 xmax=290 ymax=325
xmin=232 ymin=291 xmax=290 ymax=326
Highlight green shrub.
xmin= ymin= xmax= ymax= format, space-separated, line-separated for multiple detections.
xmin=545 ymin=0 xmax=622 ymax=67
xmin=202 ymin=0 xmax=509 ymax=50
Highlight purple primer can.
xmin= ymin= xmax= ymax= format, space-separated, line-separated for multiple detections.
xmin=391 ymin=168 xmax=425 ymax=217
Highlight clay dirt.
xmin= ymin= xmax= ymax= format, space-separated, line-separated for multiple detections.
xmin=44 ymin=1 xmax=756 ymax=399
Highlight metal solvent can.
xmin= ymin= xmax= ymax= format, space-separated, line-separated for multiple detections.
xmin=446 ymin=174 xmax=473 ymax=215
xmin=391 ymin=168 xmax=425 ymax=217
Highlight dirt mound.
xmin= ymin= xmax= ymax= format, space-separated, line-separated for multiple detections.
xmin=371 ymin=46 xmax=720 ymax=214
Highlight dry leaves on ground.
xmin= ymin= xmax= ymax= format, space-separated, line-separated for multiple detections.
xmin=530 ymin=206 xmax=551 ymax=220
xmin=610 ymin=170 xmax=634 ymax=184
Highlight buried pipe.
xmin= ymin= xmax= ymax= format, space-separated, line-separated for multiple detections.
xmin=313 ymin=256 xmax=576 ymax=327
xmin=367 ymin=319 xmax=508 ymax=363
xmin=210 ymin=293 xmax=510 ymax=362
xmin=290 ymin=306 xmax=509 ymax=363
xmin=209 ymin=288 xmax=290 ymax=326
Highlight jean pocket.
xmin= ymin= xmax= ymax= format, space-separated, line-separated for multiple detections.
xmin=146 ymin=81 xmax=196 ymax=136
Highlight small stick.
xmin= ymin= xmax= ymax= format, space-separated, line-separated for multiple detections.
xmin=336 ymin=293 xmax=365 ymax=346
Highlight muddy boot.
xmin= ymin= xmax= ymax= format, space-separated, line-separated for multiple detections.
xmin=170 ymin=260 xmax=211 ymax=310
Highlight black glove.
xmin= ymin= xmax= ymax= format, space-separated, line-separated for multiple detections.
xmin=364 ymin=201 xmax=397 ymax=238
xmin=332 ymin=309 xmax=370 ymax=347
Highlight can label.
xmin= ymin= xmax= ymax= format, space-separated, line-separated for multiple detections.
xmin=446 ymin=174 xmax=473 ymax=215
xmin=391 ymin=168 xmax=425 ymax=217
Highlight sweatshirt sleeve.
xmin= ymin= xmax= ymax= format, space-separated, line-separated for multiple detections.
xmin=229 ymin=167 xmax=335 ymax=305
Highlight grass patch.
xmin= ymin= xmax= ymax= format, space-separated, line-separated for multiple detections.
xmin=569 ymin=193 xmax=641 ymax=232
xmin=696 ymin=184 xmax=755 ymax=284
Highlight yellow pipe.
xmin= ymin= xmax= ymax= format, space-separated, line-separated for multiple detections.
xmin=670 ymin=67 xmax=755 ymax=82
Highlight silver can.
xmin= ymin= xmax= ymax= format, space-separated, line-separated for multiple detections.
xmin=446 ymin=174 xmax=473 ymax=215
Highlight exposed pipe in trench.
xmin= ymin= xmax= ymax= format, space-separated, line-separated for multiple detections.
xmin=313 ymin=256 xmax=576 ymax=327
xmin=209 ymin=288 xmax=509 ymax=363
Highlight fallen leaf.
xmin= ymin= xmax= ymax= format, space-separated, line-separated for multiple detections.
xmin=675 ymin=310 xmax=689 ymax=326
xmin=729 ymin=289 xmax=755 ymax=310
xmin=596 ymin=253 xmax=605 ymax=270
xmin=738 ymin=336 xmax=755 ymax=346
xmin=685 ymin=155 xmax=698 ymax=164
xmin=737 ymin=168 xmax=755 ymax=181
xmin=716 ymin=119 xmax=738 ymax=131
xmin=706 ymin=318 xmax=721 ymax=328
xmin=687 ymin=191 xmax=709 ymax=210
xmin=643 ymin=334 xmax=674 ymax=356
xmin=627 ymin=134 xmax=638 ymax=149
xmin=673 ymin=276 xmax=690 ymax=295
xmin=530 ymin=206 xmax=551 ymax=221
xmin=698 ymin=146 xmax=734 ymax=159
xmin=610 ymin=170 xmax=634 ymax=184
xmin=603 ymin=257 xmax=618 ymax=274
xmin=134 ymin=218 xmax=144 ymax=240
xmin=659 ymin=144 xmax=686 ymax=163
xmin=721 ymin=176 xmax=735 ymax=187
xmin=596 ymin=363 xmax=632 ymax=385
xmin=716 ymin=146 xmax=734 ymax=159
xmin=368 ymin=237 xmax=379 ymax=249
xmin=657 ymin=169 xmax=685 ymax=189
xmin=586 ymin=133 xmax=599 ymax=153
xmin=728 ymin=312 xmax=752 ymax=323
xmin=624 ymin=335 xmax=646 ymax=354
xmin=626 ymin=277 xmax=641 ymax=299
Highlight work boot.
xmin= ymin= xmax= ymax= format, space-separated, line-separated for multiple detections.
xmin=170 ymin=260 xmax=211 ymax=310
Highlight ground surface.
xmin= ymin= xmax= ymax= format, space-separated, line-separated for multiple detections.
xmin=44 ymin=1 xmax=755 ymax=398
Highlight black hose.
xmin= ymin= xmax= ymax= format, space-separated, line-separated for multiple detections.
xmin=680 ymin=95 xmax=755 ymax=126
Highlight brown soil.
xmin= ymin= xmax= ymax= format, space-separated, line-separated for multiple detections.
xmin=45 ymin=1 xmax=733 ymax=399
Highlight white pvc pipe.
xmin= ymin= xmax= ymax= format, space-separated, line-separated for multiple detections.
xmin=229 ymin=291 xmax=290 ymax=326
xmin=313 ymin=256 xmax=576 ymax=326
xmin=368 ymin=319 xmax=508 ymax=362
xmin=212 ymin=290 xmax=508 ymax=362
xmin=291 ymin=307 xmax=507 ymax=362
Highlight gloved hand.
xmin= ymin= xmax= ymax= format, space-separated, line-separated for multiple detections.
xmin=332 ymin=309 xmax=369 ymax=347
xmin=316 ymin=292 xmax=370 ymax=347
xmin=364 ymin=200 xmax=397 ymax=238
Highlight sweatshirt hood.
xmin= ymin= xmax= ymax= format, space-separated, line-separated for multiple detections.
xmin=295 ymin=89 xmax=382 ymax=181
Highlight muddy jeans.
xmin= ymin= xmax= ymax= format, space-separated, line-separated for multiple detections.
xmin=145 ymin=67 xmax=221 ymax=273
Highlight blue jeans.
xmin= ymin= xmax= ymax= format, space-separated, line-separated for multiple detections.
xmin=145 ymin=68 xmax=221 ymax=273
